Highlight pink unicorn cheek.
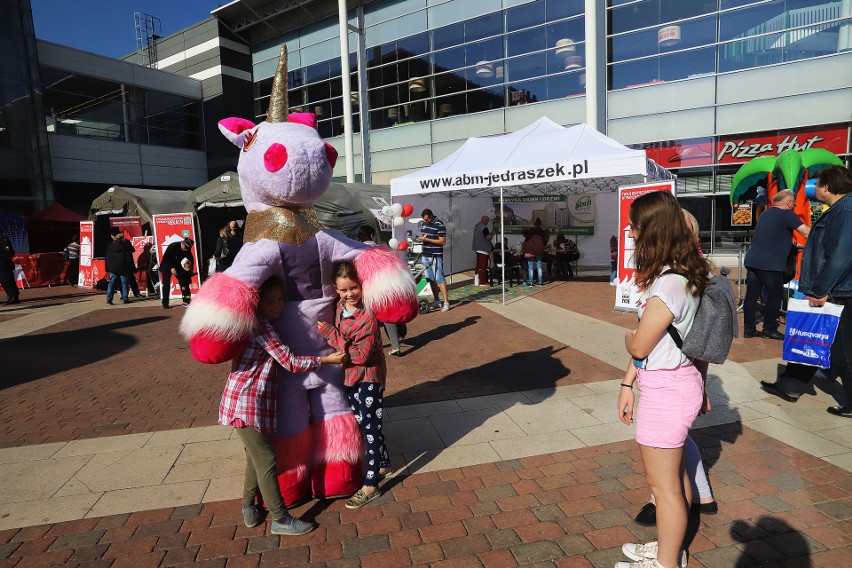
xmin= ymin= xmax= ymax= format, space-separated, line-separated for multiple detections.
xmin=264 ymin=143 xmax=289 ymax=172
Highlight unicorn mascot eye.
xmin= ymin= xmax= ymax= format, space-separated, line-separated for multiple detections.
xmin=179 ymin=45 xmax=417 ymax=505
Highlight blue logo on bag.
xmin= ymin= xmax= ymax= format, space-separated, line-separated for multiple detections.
xmin=783 ymin=301 xmax=842 ymax=369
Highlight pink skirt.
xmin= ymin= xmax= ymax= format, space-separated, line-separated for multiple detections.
xmin=635 ymin=365 xmax=703 ymax=449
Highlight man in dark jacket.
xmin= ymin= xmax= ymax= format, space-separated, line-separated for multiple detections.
xmin=159 ymin=238 xmax=194 ymax=309
xmin=214 ymin=220 xmax=243 ymax=272
xmin=105 ymin=229 xmax=135 ymax=305
xmin=0 ymin=229 xmax=19 ymax=305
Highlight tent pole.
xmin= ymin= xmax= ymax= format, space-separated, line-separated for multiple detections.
xmin=500 ymin=186 xmax=505 ymax=306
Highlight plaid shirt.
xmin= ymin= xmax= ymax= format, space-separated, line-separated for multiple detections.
xmin=219 ymin=320 xmax=320 ymax=435
xmin=318 ymin=299 xmax=386 ymax=387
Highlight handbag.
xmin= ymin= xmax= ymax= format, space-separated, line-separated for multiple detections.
xmin=207 ymin=257 xmax=217 ymax=275
xmin=782 ymin=298 xmax=844 ymax=368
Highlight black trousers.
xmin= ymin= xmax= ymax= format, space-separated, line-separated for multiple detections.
xmin=744 ymin=268 xmax=784 ymax=333
xmin=778 ymin=296 xmax=852 ymax=406
xmin=160 ymin=270 xmax=191 ymax=307
xmin=0 ymin=266 xmax=18 ymax=300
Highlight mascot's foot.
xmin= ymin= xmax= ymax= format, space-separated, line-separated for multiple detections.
xmin=311 ymin=460 xmax=362 ymax=500
xmin=272 ymin=431 xmax=312 ymax=507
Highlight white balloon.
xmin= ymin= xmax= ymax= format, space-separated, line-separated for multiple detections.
xmin=445 ymin=222 xmax=455 ymax=232
xmin=382 ymin=205 xmax=393 ymax=216
xmin=390 ymin=203 xmax=403 ymax=216
xmin=388 ymin=238 xmax=399 ymax=249
xmin=393 ymin=216 xmax=405 ymax=226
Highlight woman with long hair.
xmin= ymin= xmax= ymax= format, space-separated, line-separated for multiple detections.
xmin=615 ymin=191 xmax=710 ymax=568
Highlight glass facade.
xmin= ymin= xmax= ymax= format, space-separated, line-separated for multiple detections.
xmin=39 ymin=67 xmax=203 ymax=150
xmin=608 ymin=0 xmax=852 ymax=89
xmin=0 ymin=0 xmax=52 ymax=213
xmin=254 ymin=0 xmax=586 ymax=138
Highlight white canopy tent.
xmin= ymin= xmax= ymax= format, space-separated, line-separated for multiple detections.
xmin=390 ymin=118 xmax=675 ymax=303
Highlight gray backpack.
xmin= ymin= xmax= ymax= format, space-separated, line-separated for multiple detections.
xmin=664 ymin=267 xmax=738 ymax=364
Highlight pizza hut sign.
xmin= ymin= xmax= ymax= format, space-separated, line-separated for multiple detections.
xmin=716 ymin=128 xmax=848 ymax=164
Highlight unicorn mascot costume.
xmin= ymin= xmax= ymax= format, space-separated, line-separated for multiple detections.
xmin=180 ymin=46 xmax=417 ymax=503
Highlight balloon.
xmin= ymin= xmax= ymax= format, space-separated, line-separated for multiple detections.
xmin=398 ymin=241 xmax=409 ymax=251
xmin=382 ymin=205 xmax=393 ymax=216
xmin=388 ymin=238 xmax=399 ymax=249
xmin=445 ymin=222 xmax=455 ymax=232
xmin=401 ymin=203 xmax=414 ymax=217
xmin=393 ymin=216 xmax=405 ymax=226
xmin=390 ymin=203 xmax=403 ymax=216
xmin=450 ymin=205 xmax=460 ymax=214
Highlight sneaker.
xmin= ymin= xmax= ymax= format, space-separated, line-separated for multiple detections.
xmin=271 ymin=514 xmax=314 ymax=536
xmin=441 ymin=302 xmax=450 ymax=312
xmin=345 ymin=487 xmax=382 ymax=509
xmin=242 ymin=504 xmax=262 ymax=528
xmin=760 ymin=329 xmax=784 ymax=340
xmin=388 ymin=349 xmax=401 ymax=357
xmin=430 ymin=301 xmax=441 ymax=311
xmin=378 ymin=466 xmax=399 ymax=480
xmin=106 ymin=300 xmax=114 ymax=305
xmin=697 ymin=501 xmax=718 ymax=515
xmin=634 ymin=502 xmax=656 ymax=526
xmin=621 ymin=541 xmax=687 ymax=566
xmin=122 ymin=299 xmax=130 ymax=304
xmin=743 ymin=328 xmax=757 ymax=338
xmin=615 ymin=560 xmax=664 ymax=568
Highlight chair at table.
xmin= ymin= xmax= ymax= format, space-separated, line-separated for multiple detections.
xmin=490 ymin=249 xmax=523 ymax=286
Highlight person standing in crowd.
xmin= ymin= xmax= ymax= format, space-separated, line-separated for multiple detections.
xmin=356 ymin=224 xmax=405 ymax=356
xmin=159 ymin=238 xmax=195 ymax=309
xmin=105 ymin=228 xmax=135 ymax=305
xmin=318 ymin=261 xmax=392 ymax=509
xmin=760 ymin=165 xmax=852 ymax=418
xmin=64 ymin=235 xmax=80 ymax=287
xmin=522 ymin=218 xmax=548 ymax=286
xmin=214 ymin=220 xmax=243 ymax=272
xmin=0 ymin=229 xmax=19 ymax=305
xmin=472 ymin=215 xmax=495 ymax=287
xmin=416 ymin=208 xmax=450 ymax=312
xmin=610 ymin=235 xmax=619 ymax=284
xmin=742 ymin=190 xmax=810 ymax=339
xmin=222 ymin=275 xmax=344 ymax=536
xmin=615 ymin=191 xmax=709 ymax=568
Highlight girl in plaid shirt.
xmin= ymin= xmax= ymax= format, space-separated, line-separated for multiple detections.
xmin=318 ymin=261 xmax=392 ymax=509
xmin=222 ymin=276 xmax=345 ymax=535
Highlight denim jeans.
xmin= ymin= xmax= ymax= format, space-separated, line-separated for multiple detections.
xmin=106 ymin=272 xmax=129 ymax=302
xmin=527 ymin=257 xmax=543 ymax=285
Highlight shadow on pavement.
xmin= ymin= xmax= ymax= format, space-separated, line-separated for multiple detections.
xmin=730 ymin=517 xmax=812 ymax=566
xmin=2 ymin=316 xmax=168 ymax=389
xmin=398 ymin=315 xmax=481 ymax=356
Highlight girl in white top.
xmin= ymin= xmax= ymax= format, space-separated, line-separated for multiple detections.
xmin=615 ymin=191 xmax=711 ymax=568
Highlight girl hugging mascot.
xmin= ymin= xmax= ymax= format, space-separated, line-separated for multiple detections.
xmin=180 ymin=46 xmax=417 ymax=504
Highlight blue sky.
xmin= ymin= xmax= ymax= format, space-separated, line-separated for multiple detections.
xmin=31 ymin=1 xmax=224 ymax=58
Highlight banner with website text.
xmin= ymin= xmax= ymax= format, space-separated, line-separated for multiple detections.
xmin=152 ymin=213 xmax=199 ymax=300
xmin=615 ymin=180 xmax=676 ymax=311
xmin=491 ymin=194 xmax=595 ymax=236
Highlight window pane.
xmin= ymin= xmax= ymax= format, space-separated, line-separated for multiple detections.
xmin=467 ymin=86 xmax=505 ymax=113
xmin=546 ymin=71 xmax=585 ymax=99
xmin=507 ymin=0 xmax=545 ymax=32
xmin=507 ymin=52 xmax=547 ymax=81
xmin=612 ymin=15 xmax=717 ymax=61
xmin=546 ymin=0 xmax=583 ymax=21
xmin=434 ymin=45 xmax=466 ymax=71
xmin=434 ymin=69 xmax=467 ymax=97
xmin=433 ymin=22 xmax=464 ymax=51
xmin=508 ymin=77 xmax=546 ymax=105
xmin=507 ymin=26 xmax=547 ymax=57
xmin=610 ymin=0 xmax=661 ymax=34
xmin=719 ymin=1 xmax=784 ymax=42
xmin=465 ymin=37 xmax=503 ymax=68
xmin=660 ymin=46 xmax=715 ymax=81
xmin=609 ymin=57 xmax=661 ymax=89
xmin=465 ymin=11 xmax=502 ymax=42
xmin=397 ymin=32 xmax=429 ymax=59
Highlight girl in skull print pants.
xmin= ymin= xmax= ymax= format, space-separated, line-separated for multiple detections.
xmin=346 ymin=383 xmax=389 ymax=487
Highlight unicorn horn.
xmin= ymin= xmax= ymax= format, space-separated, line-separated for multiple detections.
xmin=267 ymin=45 xmax=289 ymax=123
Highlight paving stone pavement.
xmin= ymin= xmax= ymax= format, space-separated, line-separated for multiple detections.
xmin=0 ymin=280 xmax=850 ymax=567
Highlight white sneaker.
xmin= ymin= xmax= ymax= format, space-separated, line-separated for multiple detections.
xmin=615 ymin=560 xmax=661 ymax=568
xmin=441 ymin=302 xmax=450 ymax=312
xmin=621 ymin=541 xmax=688 ymax=566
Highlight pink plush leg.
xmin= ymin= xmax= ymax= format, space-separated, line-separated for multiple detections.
xmin=271 ymin=428 xmax=312 ymax=507
xmin=311 ymin=414 xmax=363 ymax=498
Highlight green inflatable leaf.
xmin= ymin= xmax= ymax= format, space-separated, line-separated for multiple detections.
xmin=730 ymin=156 xmax=775 ymax=203
xmin=800 ymin=147 xmax=844 ymax=177
xmin=774 ymin=150 xmax=803 ymax=192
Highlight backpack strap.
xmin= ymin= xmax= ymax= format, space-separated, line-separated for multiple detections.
xmin=661 ymin=269 xmax=685 ymax=349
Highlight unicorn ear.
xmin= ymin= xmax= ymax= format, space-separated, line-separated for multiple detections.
xmin=218 ymin=117 xmax=256 ymax=147
xmin=288 ymin=112 xmax=317 ymax=129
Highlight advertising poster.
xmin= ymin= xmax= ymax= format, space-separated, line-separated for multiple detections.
xmin=615 ymin=180 xmax=676 ymax=311
xmin=109 ymin=216 xmax=143 ymax=239
xmin=152 ymin=213 xmax=200 ymax=300
xmin=131 ymin=236 xmax=154 ymax=295
xmin=78 ymin=221 xmax=94 ymax=288
xmin=491 ymin=195 xmax=594 ymax=236
xmin=731 ymin=202 xmax=753 ymax=226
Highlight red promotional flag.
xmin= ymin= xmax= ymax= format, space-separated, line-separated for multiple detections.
xmin=78 ymin=221 xmax=94 ymax=288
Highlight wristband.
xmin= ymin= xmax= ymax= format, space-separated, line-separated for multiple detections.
xmin=620 ymin=383 xmax=633 ymax=389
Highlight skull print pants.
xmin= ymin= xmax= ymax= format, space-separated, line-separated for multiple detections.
xmin=345 ymin=382 xmax=389 ymax=487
